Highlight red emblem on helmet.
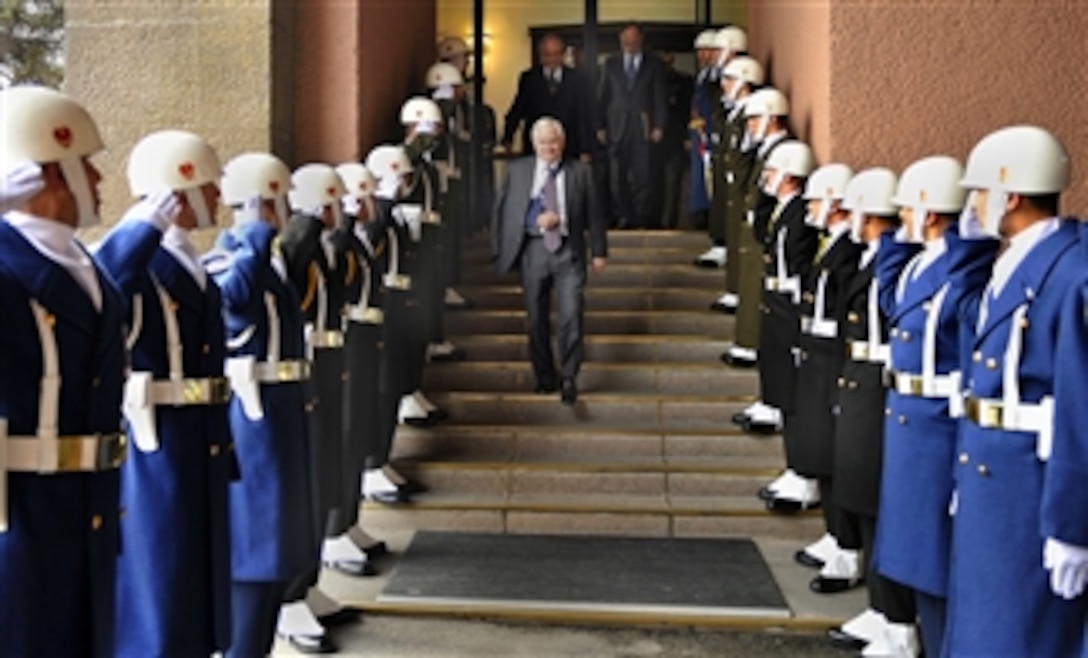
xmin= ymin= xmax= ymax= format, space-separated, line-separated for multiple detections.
xmin=390 ymin=162 xmax=399 ymax=172
xmin=327 ymin=186 xmax=337 ymax=197
xmin=178 ymin=161 xmax=196 ymax=180
xmin=53 ymin=126 xmax=73 ymax=149
xmin=269 ymin=181 xmax=280 ymax=193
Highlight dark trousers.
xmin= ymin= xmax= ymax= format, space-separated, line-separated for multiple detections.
xmin=419 ymin=224 xmax=447 ymax=345
xmin=659 ymin=147 xmax=686 ymax=229
xmin=339 ymin=322 xmax=381 ymax=532
xmin=819 ymin=477 xmax=860 ymax=549
xmin=852 ymin=514 xmax=917 ymax=623
xmin=520 ymin=235 xmax=586 ymax=386
xmin=609 ymin=136 xmax=655 ymax=228
xmin=228 ymin=580 xmax=287 ymax=658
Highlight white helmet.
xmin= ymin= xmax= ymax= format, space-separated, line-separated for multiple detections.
xmin=438 ymin=36 xmax=471 ymax=60
xmin=127 ymin=130 xmax=222 ymax=228
xmin=843 ymin=168 xmax=899 ymax=216
xmin=426 ymin=62 xmax=464 ymax=89
xmin=744 ymin=88 xmax=789 ymax=118
xmin=722 ymin=57 xmax=764 ymax=87
xmin=961 ymin=125 xmax=1069 ymax=195
xmin=221 ymin=152 xmax=292 ymax=225
xmin=400 ymin=97 xmax=443 ymax=125
xmin=715 ymin=26 xmax=747 ymax=54
xmin=844 ymin=168 xmax=899 ymax=243
xmin=893 ymin=156 xmax=965 ymax=243
xmin=894 ymin=156 xmax=966 ymax=213
xmin=0 ymin=85 xmax=105 ymax=227
xmin=694 ymin=29 xmax=719 ymax=50
xmin=764 ymin=141 xmax=814 ymax=178
xmin=335 ymin=163 xmax=376 ymax=199
xmin=803 ymin=164 xmax=853 ymax=200
xmin=365 ymin=145 xmax=413 ymax=180
xmin=289 ymin=163 xmax=347 ymax=220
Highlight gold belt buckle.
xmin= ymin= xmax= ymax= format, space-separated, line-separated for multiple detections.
xmin=97 ymin=432 xmax=127 ymax=469
xmin=966 ymin=397 xmax=1003 ymax=428
xmin=182 ymin=378 xmax=209 ymax=404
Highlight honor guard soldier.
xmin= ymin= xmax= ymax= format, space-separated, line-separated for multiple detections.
xmin=710 ymin=56 xmax=763 ymax=314
xmin=0 ymin=85 xmax=127 ymax=657
xmin=722 ymin=87 xmax=790 ymax=373
xmin=872 ymin=155 xmax=997 ymax=657
xmin=360 ymin=144 xmax=426 ymax=505
xmin=332 ymin=161 xmax=391 ymax=561
xmin=204 ymin=153 xmax=318 ymax=658
xmin=687 ymin=29 xmax=723 ymax=238
xmin=95 ymin=130 xmax=234 ymax=657
xmin=427 ymin=60 xmax=473 ymax=311
xmin=945 ymin=126 xmax=1086 ymax=657
xmin=695 ymin=25 xmax=746 ymax=268
xmin=822 ymin=168 xmax=920 ymax=656
xmin=276 ymin=163 xmax=362 ymax=653
xmin=397 ymin=97 xmax=458 ymax=428
xmin=778 ymin=164 xmax=864 ymax=595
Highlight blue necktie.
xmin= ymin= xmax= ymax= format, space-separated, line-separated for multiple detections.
xmin=541 ymin=167 xmax=561 ymax=253
xmin=625 ymin=55 xmax=637 ymax=88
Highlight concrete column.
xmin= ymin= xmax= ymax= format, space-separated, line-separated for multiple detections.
xmin=749 ymin=0 xmax=1087 ymax=209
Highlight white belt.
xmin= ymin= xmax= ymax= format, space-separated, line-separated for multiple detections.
xmin=254 ymin=360 xmax=311 ymax=383
xmin=887 ymin=370 xmax=960 ymax=399
xmin=964 ymin=395 xmax=1054 ymax=461
xmin=6 ymin=432 xmax=127 ymax=473
xmin=848 ymin=340 xmax=890 ymax=365
xmin=309 ymin=329 xmax=345 ymax=349
xmin=346 ymin=305 xmax=384 ymax=325
xmin=765 ymin=276 xmax=800 ymax=295
xmin=384 ymin=273 xmax=412 ymax=291
xmin=800 ymin=316 xmax=839 ymax=339
xmin=149 ymin=377 xmax=231 ymax=406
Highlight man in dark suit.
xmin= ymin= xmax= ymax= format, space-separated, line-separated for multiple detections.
xmin=502 ymin=33 xmax=594 ymax=162
xmin=491 ymin=117 xmax=608 ymax=404
xmin=597 ymin=22 xmax=667 ymax=229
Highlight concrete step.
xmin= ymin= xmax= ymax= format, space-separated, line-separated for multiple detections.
xmin=423 ymin=360 xmax=758 ymax=395
xmin=361 ymin=493 xmax=821 ymax=541
xmin=426 ymin=392 xmax=754 ymax=431
xmin=452 ymin=285 xmax=724 ymax=312
xmin=392 ymin=424 xmax=783 ymax=465
xmin=460 ymin=263 xmax=726 ymax=289
xmin=445 ymin=334 xmax=734 ymax=363
xmin=460 ymin=243 xmax=715 ymax=266
xmin=445 ymin=309 xmax=734 ymax=337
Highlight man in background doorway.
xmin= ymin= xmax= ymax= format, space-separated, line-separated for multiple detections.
xmin=597 ymin=22 xmax=666 ymax=229
xmin=502 ymin=33 xmax=595 ymax=163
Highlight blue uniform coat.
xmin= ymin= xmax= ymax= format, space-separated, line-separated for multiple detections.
xmin=0 ymin=220 xmax=126 ymax=658
xmin=207 ymin=220 xmax=318 ymax=581
xmin=945 ymin=220 xmax=1087 ymax=657
xmin=873 ymin=231 xmax=996 ymax=597
xmin=96 ymin=220 xmax=235 ymax=656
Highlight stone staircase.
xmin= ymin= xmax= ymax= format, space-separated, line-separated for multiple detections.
xmin=364 ymin=230 xmax=822 ymax=543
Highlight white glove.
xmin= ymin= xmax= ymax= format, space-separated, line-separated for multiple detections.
xmin=231 ymin=195 xmax=265 ymax=227
xmin=431 ymin=85 xmax=455 ymax=101
xmin=0 ymin=161 xmax=45 ymax=214
xmin=1043 ymin=537 xmax=1088 ymax=600
xmin=894 ymin=224 xmax=912 ymax=243
xmin=123 ymin=190 xmax=182 ymax=232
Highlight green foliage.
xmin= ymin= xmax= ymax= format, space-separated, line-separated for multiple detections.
xmin=0 ymin=1 xmax=65 ymax=88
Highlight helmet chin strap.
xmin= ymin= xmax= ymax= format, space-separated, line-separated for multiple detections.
xmin=755 ymin=114 xmax=770 ymax=142
xmin=329 ymin=202 xmax=343 ymax=226
xmin=764 ymin=169 xmax=785 ymax=197
xmin=910 ymin=205 xmax=928 ymax=244
xmin=811 ymin=198 xmax=832 ymax=229
xmin=184 ymin=187 xmax=214 ymax=228
xmin=273 ymin=195 xmax=289 ymax=225
xmin=849 ymin=209 xmax=865 ymax=244
xmin=983 ymin=189 xmax=1009 ymax=237
xmin=58 ymin=157 xmax=98 ymax=228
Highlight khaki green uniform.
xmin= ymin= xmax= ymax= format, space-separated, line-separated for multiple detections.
xmin=716 ymin=104 xmax=751 ymax=297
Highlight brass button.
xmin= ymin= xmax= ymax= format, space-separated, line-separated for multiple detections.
xmin=92 ymin=377 xmax=101 ymax=388
xmin=210 ymin=444 xmax=221 ymax=457
xmin=1020 ymin=317 xmax=1030 ymax=329
xmin=802 ymin=292 xmax=815 ymax=303
xmin=959 ymin=452 xmax=969 ymax=465
xmin=91 ymin=515 xmax=103 ymax=531
xmin=305 ymin=402 xmax=316 ymax=412
xmin=986 ymin=358 xmax=998 ymax=371
xmin=848 ymin=312 xmax=860 ymax=324
xmin=763 ymin=255 xmax=772 ymax=264
xmin=885 ymin=408 xmax=893 ymax=416
xmin=848 ymin=381 xmax=859 ymax=390
xmin=890 ymin=328 xmax=899 ymax=338
xmin=977 ymin=464 xmax=991 ymax=477
xmin=973 ymin=351 xmax=983 ymax=363
xmin=119 ymin=508 xmax=127 ymax=519
xmin=203 ymin=344 xmax=212 ymax=355
xmin=376 ymin=341 xmax=385 ymax=351
xmin=342 ymin=371 xmax=350 ymax=382
xmin=900 ymin=332 xmax=911 ymax=342
xmin=898 ymin=415 xmax=908 ymax=425
xmin=838 ymin=377 xmax=846 ymax=388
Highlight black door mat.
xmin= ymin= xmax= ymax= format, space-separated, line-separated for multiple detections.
xmin=379 ymin=532 xmax=791 ymax=619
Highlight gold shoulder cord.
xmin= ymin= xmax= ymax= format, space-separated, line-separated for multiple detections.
xmin=299 ymin=262 xmax=319 ymax=311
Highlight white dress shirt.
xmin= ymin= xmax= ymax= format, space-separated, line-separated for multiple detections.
xmin=162 ymin=224 xmax=207 ymax=290
xmin=977 ymin=217 xmax=1060 ymax=328
xmin=896 ymin=236 xmax=947 ymax=303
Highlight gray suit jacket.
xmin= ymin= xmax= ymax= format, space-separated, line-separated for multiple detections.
xmin=490 ymin=157 xmax=608 ymax=275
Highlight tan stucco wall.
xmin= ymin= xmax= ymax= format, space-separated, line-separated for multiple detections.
xmin=750 ymin=0 xmax=1088 ymax=212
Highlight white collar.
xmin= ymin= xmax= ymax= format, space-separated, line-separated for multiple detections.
xmin=989 ymin=217 xmax=1061 ymax=299
xmin=5 ymin=210 xmax=80 ymax=257
xmin=860 ymin=239 xmax=881 ymax=269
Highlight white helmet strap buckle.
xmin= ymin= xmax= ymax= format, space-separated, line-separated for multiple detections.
xmin=274 ymin=195 xmax=289 ymax=226
xmin=849 ymin=209 xmax=865 ymax=244
xmin=910 ymin=205 xmax=928 ymax=244
xmin=58 ymin=157 xmax=98 ymax=228
xmin=184 ymin=187 xmax=213 ymax=229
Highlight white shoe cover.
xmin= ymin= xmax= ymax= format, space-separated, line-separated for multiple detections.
xmin=323 ymin=535 xmax=367 ymax=563
xmin=398 ymin=393 xmax=429 ymax=422
xmin=802 ymin=532 xmax=842 ymax=565
xmin=362 ymin=468 xmax=398 ymax=496
xmin=716 ymin=292 xmax=739 ymax=307
xmin=277 ymin=600 xmax=325 ymax=637
xmin=728 ymin=345 xmax=758 ymax=361
xmin=842 ymin=608 xmax=888 ymax=644
xmin=698 ymin=245 xmax=728 ymax=265
xmin=444 ymin=287 xmax=467 ymax=305
xmin=819 ymin=548 xmax=861 ymax=579
xmin=773 ymin=475 xmax=821 ymax=505
xmin=861 ymin=622 xmax=920 ymax=657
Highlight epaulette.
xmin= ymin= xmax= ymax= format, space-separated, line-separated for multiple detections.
xmin=202 ymin=249 xmax=232 ymax=275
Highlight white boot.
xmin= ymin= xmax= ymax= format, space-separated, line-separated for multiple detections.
xmin=362 ymin=468 xmax=399 ymax=497
xmin=696 ymin=245 xmax=727 ymax=267
xmin=801 ymin=533 xmax=841 ymax=565
xmin=842 ymin=608 xmax=888 ymax=644
xmin=819 ymin=548 xmax=861 ymax=580
xmin=728 ymin=345 xmax=758 ymax=361
xmin=715 ymin=292 xmax=739 ymax=308
xmin=397 ymin=393 xmax=429 ymax=424
xmin=748 ymin=404 xmax=782 ymax=425
xmin=769 ymin=474 xmax=821 ymax=508
xmin=444 ymin=287 xmax=468 ymax=306
xmin=323 ymin=534 xmax=367 ymax=564
xmin=277 ymin=600 xmax=326 ymax=638
xmin=862 ymin=622 xmax=920 ymax=657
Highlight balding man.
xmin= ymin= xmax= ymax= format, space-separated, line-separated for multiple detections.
xmin=502 ymin=33 xmax=594 ymax=162
xmin=491 ymin=117 xmax=608 ymax=404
